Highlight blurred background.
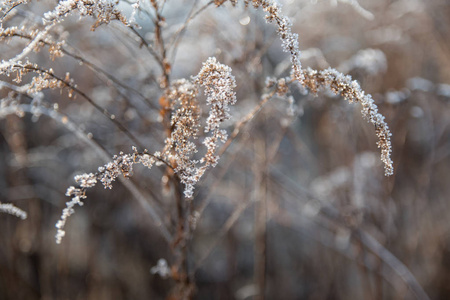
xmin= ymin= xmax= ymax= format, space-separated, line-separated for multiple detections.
xmin=1 ymin=0 xmax=450 ymax=299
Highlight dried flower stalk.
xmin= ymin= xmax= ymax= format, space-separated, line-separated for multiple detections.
xmin=55 ymin=57 xmax=237 ymax=242
xmin=302 ymin=67 xmax=393 ymax=176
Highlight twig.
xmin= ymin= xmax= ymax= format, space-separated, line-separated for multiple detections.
xmin=5 ymin=32 xmax=158 ymax=109
xmin=168 ymin=0 xmax=214 ymax=64
xmin=355 ymin=230 xmax=430 ymax=300
xmin=18 ymin=64 xmax=173 ymax=169
xmin=254 ymin=137 xmax=267 ymax=300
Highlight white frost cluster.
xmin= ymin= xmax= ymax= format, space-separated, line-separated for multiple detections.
xmin=194 ymin=57 xmax=237 ymax=133
xmin=303 ymin=68 xmax=394 ymax=176
xmin=44 ymin=0 xmax=128 ymax=28
xmin=0 ymin=202 xmax=27 ymax=220
xmin=251 ymin=0 xmax=304 ymax=83
xmin=150 ymin=258 xmax=170 ymax=279
xmin=165 ymin=57 xmax=237 ymax=198
xmin=55 ymin=186 xmax=86 ymax=244
xmin=55 ymin=151 xmax=142 ymax=244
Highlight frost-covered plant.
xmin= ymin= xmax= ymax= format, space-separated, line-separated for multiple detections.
xmin=49 ymin=0 xmax=393 ymax=244
xmin=55 ymin=57 xmax=237 ymax=243
xmin=0 ymin=0 xmax=396 ymax=298
xmin=0 ymin=0 xmax=393 ymax=249
xmin=249 ymin=0 xmax=304 ymax=83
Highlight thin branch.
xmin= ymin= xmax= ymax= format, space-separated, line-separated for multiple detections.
xmin=219 ymin=88 xmax=280 ymax=157
xmin=0 ymin=1 xmax=24 ymax=22
xmin=4 ymin=32 xmax=158 ymax=109
xmin=269 ymin=168 xmax=430 ymax=300
xmin=168 ymin=0 xmax=214 ymax=64
xmin=355 ymin=230 xmax=430 ymax=300
xmin=194 ymin=197 xmax=251 ymax=272
xmin=18 ymin=64 xmax=173 ymax=169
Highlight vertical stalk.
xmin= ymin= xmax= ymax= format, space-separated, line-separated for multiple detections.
xmin=254 ymin=136 xmax=267 ymax=300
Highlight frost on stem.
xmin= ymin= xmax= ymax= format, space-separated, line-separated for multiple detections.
xmin=55 ymin=149 xmax=153 ymax=244
xmin=55 ymin=186 xmax=86 ymax=244
xmin=194 ymin=57 xmax=237 ymax=134
xmin=244 ymin=0 xmax=392 ymax=175
xmin=302 ymin=67 xmax=393 ymax=176
xmin=55 ymin=57 xmax=237 ymax=243
xmin=0 ymin=202 xmax=27 ymax=219
xmin=162 ymin=79 xmax=202 ymax=199
xmin=1 ymin=0 xmax=129 ymax=75
xmin=250 ymin=0 xmax=303 ymax=83
xmin=194 ymin=57 xmax=236 ymax=162
xmin=163 ymin=57 xmax=237 ymax=198
xmin=43 ymin=0 xmax=129 ymax=29
xmin=188 ymin=57 xmax=237 ymax=196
